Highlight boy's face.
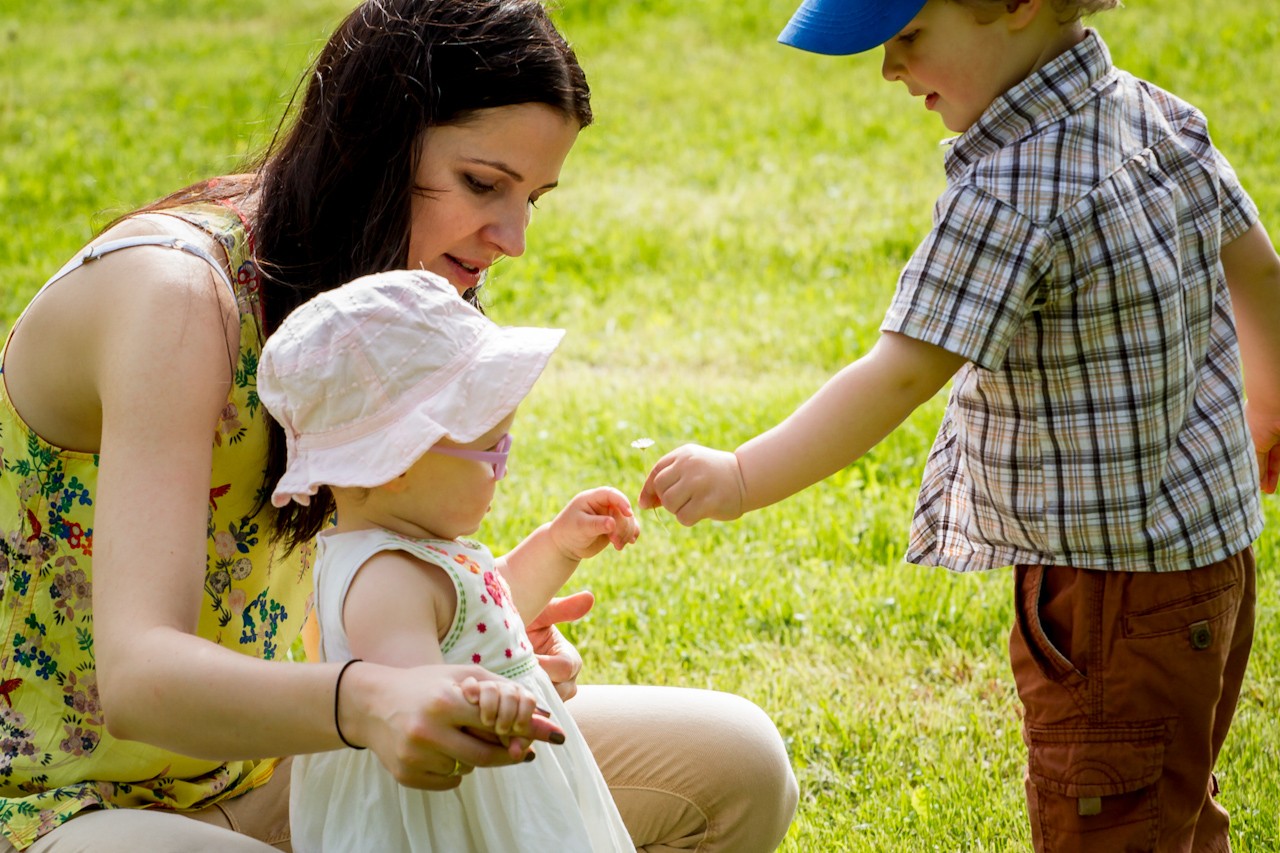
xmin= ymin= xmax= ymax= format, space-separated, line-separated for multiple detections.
xmin=880 ymin=0 xmax=1060 ymax=133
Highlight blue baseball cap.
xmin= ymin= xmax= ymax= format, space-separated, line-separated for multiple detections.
xmin=778 ymin=0 xmax=927 ymax=56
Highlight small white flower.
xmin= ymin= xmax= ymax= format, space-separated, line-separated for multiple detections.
xmin=630 ymin=438 xmax=655 ymax=450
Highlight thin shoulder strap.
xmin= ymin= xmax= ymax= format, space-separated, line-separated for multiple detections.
xmin=39 ymin=234 xmax=236 ymax=299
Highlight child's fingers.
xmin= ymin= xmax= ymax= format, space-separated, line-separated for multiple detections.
xmin=493 ymin=684 xmax=539 ymax=737
xmin=580 ymin=485 xmax=633 ymax=515
xmin=603 ymin=486 xmax=635 ymax=515
xmin=610 ymin=511 xmax=641 ymax=549
xmin=582 ymin=514 xmax=616 ymax=542
xmin=638 ymin=455 xmax=677 ymax=509
xmin=459 ymin=676 xmax=482 ymax=705
xmin=475 ymin=682 xmax=501 ymax=727
xmin=472 ymin=682 xmax=540 ymax=734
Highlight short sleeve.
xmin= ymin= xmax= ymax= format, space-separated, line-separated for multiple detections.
xmin=1211 ymin=146 xmax=1260 ymax=245
xmin=882 ymin=184 xmax=1054 ymax=372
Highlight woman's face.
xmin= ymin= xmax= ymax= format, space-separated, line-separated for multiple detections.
xmin=408 ymin=103 xmax=581 ymax=294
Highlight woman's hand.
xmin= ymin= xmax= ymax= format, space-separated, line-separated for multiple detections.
xmin=548 ymin=486 xmax=641 ymax=561
xmin=341 ymin=662 xmax=564 ymax=790
xmin=525 ymin=592 xmax=593 ymax=700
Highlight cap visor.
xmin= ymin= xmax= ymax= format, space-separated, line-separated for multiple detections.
xmin=778 ymin=0 xmax=924 ymax=56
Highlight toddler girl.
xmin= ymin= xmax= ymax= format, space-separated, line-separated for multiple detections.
xmin=258 ymin=270 xmax=637 ymax=852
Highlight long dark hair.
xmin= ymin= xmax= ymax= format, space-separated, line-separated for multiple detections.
xmin=136 ymin=0 xmax=591 ymax=552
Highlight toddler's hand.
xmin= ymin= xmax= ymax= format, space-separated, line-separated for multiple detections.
xmin=637 ymin=444 xmax=745 ymax=525
xmin=549 ymin=487 xmax=641 ymax=562
xmin=459 ymin=676 xmax=549 ymax=756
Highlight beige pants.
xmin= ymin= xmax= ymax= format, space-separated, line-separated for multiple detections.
xmin=4 ymin=685 xmax=797 ymax=852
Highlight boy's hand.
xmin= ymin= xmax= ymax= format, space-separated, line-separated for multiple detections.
xmin=549 ymin=487 xmax=640 ymax=562
xmin=1245 ymin=400 xmax=1280 ymax=494
xmin=638 ymin=444 xmax=746 ymax=525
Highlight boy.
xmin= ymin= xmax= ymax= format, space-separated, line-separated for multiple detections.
xmin=638 ymin=0 xmax=1280 ymax=850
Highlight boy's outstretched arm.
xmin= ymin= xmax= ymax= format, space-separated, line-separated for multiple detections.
xmin=1221 ymin=221 xmax=1280 ymax=493
xmin=639 ymin=332 xmax=965 ymax=525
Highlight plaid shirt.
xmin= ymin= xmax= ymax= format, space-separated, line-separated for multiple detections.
xmin=882 ymin=31 xmax=1262 ymax=573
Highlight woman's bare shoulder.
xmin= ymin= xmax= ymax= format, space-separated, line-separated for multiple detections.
xmin=5 ymin=211 xmax=241 ymax=452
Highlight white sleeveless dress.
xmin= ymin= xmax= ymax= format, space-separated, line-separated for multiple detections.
xmin=290 ymin=528 xmax=633 ymax=852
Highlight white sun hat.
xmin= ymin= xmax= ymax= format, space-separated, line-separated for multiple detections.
xmin=257 ymin=269 xmax=564 ymax=507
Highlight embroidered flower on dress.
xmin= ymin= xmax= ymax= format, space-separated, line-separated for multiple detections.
xmin=482 ymin=571 xmax=506 ymax=608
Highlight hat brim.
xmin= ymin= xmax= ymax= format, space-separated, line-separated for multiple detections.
xmin=778 ymin=0 xmax=925 ymax=56
xmin=270 ymin=324 xmax=565 ymax=507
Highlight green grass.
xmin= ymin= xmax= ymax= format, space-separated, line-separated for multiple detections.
xmin=3 ymin=1 xmax=1278 ymax=850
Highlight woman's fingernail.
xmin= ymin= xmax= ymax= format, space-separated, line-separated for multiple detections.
xmin=535 ymin=706 xmax=551 ymax=717
xmin=523 ymin=750 xmax=537 ymax=763
xmin=549 ymin=731 xmax=566 ymax=745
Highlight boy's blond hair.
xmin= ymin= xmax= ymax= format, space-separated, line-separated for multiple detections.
xmin=955 ymin=0 xmax=1121 ymax=23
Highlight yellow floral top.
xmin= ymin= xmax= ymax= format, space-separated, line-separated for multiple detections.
xmin=0 ymin=202 xmax=314 ymax=850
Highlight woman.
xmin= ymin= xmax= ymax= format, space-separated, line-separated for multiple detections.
xmin=0 ymin=1 xmax=798 ymax=850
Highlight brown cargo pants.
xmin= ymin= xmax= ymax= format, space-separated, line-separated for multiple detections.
xmin=1010 ymin=547 xmax=1255 ymax=853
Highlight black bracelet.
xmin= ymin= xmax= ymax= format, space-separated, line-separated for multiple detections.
xmin=334 ymin=658 xmax=366 ymax=750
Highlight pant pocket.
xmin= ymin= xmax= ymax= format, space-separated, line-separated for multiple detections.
xmin=1123 ymin=580 xmax=1238 ymax=641
xmin=1010 ymin=567 xmax=1089 ymax=716
xmin=1025 ymin=721 xmax=1171 ymax=850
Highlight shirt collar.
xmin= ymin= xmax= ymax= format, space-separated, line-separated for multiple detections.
xmin=943 ymin=29 xmax=1117 ymax=180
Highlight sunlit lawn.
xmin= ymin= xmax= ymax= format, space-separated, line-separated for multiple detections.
xmin=3 ymin=1 xmax=1277 ymax=849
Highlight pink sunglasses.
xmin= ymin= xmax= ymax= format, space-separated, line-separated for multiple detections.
xmin=426 ymin=433 xmax=513 ymax=480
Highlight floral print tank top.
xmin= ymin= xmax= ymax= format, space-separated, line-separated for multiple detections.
xmin=0 ymin=202 xmax=314 ymax=849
